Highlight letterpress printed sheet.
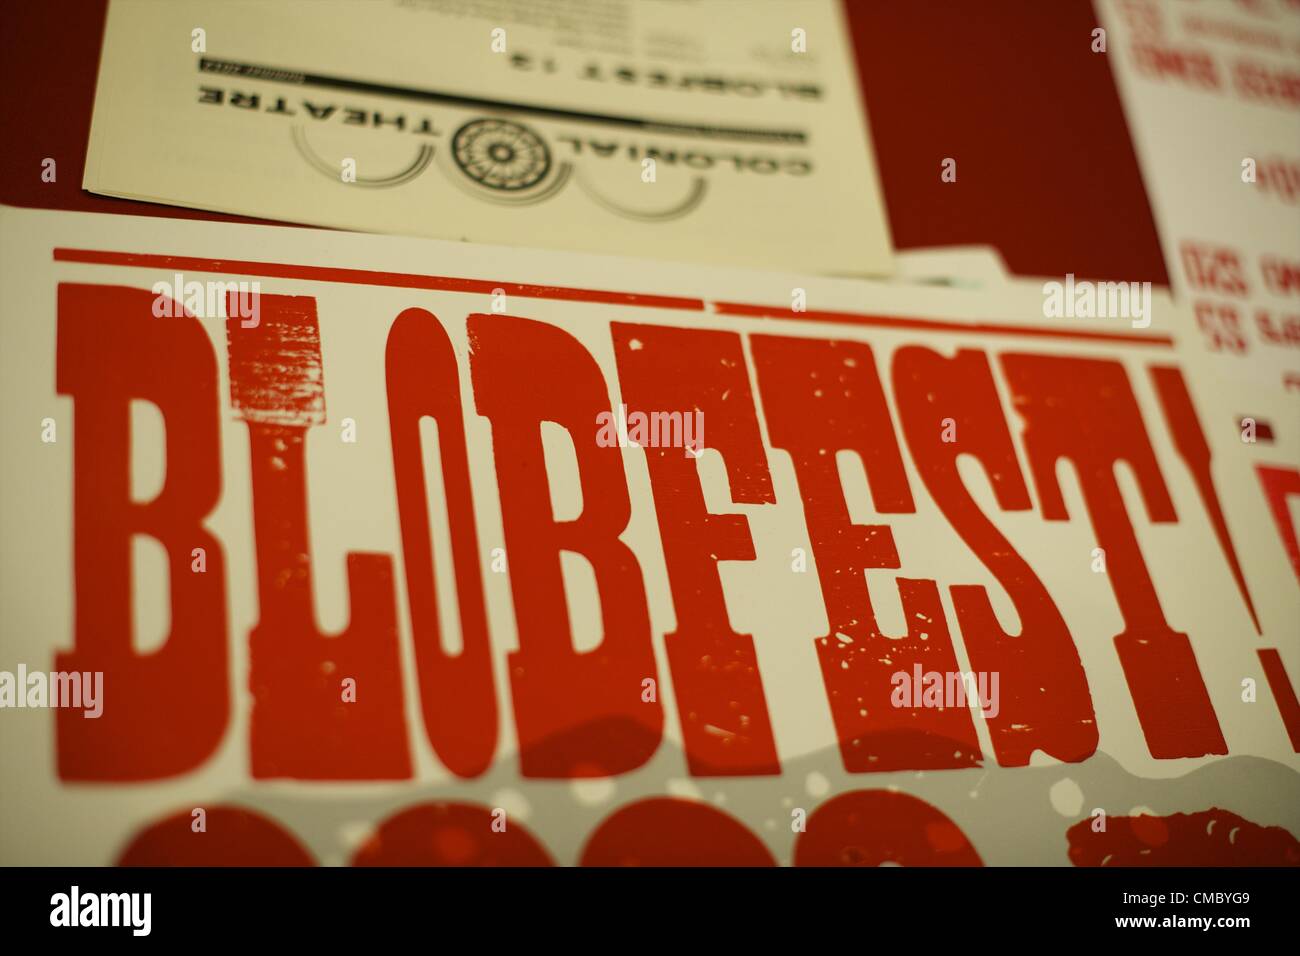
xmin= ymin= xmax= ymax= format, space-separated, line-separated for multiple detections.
xmin=0 ymin=205 xmax=1296 ymax=865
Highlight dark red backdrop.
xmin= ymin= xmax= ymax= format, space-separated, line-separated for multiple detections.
xmin=0 ymin=0 xmax=1169 ymax=285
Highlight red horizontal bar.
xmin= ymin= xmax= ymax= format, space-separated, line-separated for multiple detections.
xmin=52 ymin=248 xmax=706 ymax=311
xmin=52 ymin=248 xmax=1178 ymax=348
xmin=712 ymin=301 xmax=1176 ymax=348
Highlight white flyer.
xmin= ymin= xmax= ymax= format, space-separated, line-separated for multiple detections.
xmin=83 ymin=0 xmax=895 ymax=276
xmin=1097 ymin=0 xmax=1300 ymax=392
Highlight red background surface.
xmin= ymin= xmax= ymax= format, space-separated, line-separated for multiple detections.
xmin=0 ymin=0 xmax=1170 ymax=286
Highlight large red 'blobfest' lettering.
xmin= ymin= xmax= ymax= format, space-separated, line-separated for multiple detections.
xmin=468 ymin=313 xmax=663 ymax=777
xmin=1000 ymin=353 xmax=1226 ymax=759
xmin=612 ymin=323 xmax=781 ymax=776
xmin=227 ymin=295 xmax=411 ymax=779
xmin=55 ymin=283 xmax=228 ymax=780
xmin=893 ymin=346 xmax=1098 ymax=766
xmin=53 ymin=287 xmax=1257 ymax=783
xmin=386 ymin=308 xmax=498 ymax=778
xmin=751 ymin=335 xmax=982 ymax=772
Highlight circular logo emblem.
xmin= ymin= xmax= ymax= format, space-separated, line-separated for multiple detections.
xmin=451 ymin=118 xmax=552 ymax=191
